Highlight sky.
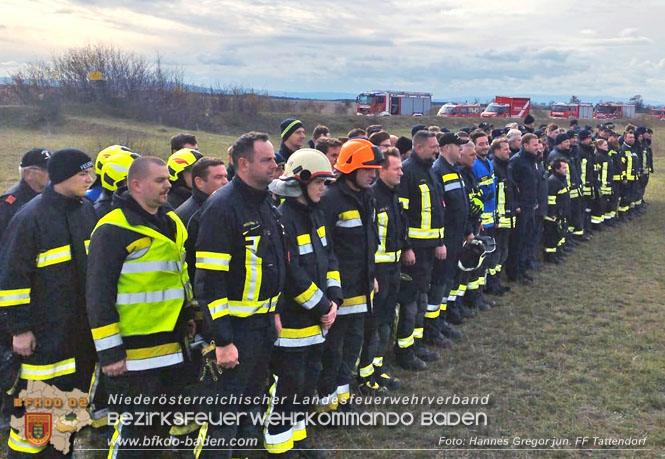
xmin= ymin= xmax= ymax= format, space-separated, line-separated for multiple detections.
xmin=1 ymin=0 xmax=665 ymax=103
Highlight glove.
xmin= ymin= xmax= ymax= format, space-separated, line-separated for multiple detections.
xmin=199 ymin=341 xmax=223 ymax=382
xmin=470 ymin=197 xmax=484 ymax=219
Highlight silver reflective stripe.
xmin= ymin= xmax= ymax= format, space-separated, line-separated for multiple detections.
xmin=274 ymin=335 xmax=325 ymax=348
xmin=426 ymin=303 xmax=439 ymax=312
xmin=94 ymin=334 xmax=123 ymax=352
xmin=337 ymin=303 xmax=367 ymax=315
xmin=121 ymin=260 xmax=181 ymax=274
xmin=320 ymin=235 xmax=328 ymax=246
xmin=116 ymin=288 xmax=184 ymax=305
xmin=126 ymin=352 xmax=183 ymax=371
xmin=326 ymin=278 xmax=341 ymax=289
xmin=0 ymin=292 xmax=30 ymax=303
xmin=298 ymin=243 xmax=314 ymax=255
xmin=444 ymin=181 xmax=462 ymax=192
xmin=301 ymin=289 xmax=324 ymax=310
xmin=336 ymin=219 xmax=362 ymax=228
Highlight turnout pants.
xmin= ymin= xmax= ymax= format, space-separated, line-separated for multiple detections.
xmin=396 ymin=247 xmax=434 ymax=354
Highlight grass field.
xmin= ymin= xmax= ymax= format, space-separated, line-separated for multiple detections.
xmin=1 ymin=105 xmax=664 ymax=457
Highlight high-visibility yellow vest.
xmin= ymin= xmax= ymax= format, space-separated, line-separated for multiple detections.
xmin=93 ymin=208 xmax=191 ymax=338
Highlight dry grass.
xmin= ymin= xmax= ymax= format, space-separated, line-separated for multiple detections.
xmin=1 ymin=106 xmax=664 ymax=458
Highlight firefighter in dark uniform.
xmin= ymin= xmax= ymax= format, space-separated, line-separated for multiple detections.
xmin=318 ymin=138 xmax=381 ymax=407
xmin=396 ymin=130 xmax=446 ymax=370
xmin=607 ymin=131 xmax=622 ymax=226
xmin=489 ymin=138 xmax=514 ymax=294
xmin=634 ymin=127 xmax=649 ymax=214
xmin=87 ymin=157 xmax=193 ymax=457
xmin=591 ymin=138 xmax=614 ymax=230
xmin=279 ymin=118 xmax=306 ymax=161
xmin=94 ymin=152 xmax=137 ymax=218
xmin=643 ymin=128 xmax=654 ymax=205
xmin=577 ymin=130 xmax=596 ymax=233
xmin=618 ymin=130 xmax=638 ymax=220
xmin=0 ymin=149 xmax=51 ymax=241
xmin=264 ymin=148 xmax=341 ymax=454
xmin=0 ymin=149 xmax=51 ymax=431
xmin=427 ymin=133 xmax=468 ymax=338
xmin=543 ymin=158 xmax=570 ymax=263
xmin=359 ymin=147 xmax=406 ymax=393
xmin=194 ymin=132 xmax=286 ymax=457
xmin=0 ymin=149 xmax=97 ymax=457
xmin=166 ymin=148 xmax=203 ymax=209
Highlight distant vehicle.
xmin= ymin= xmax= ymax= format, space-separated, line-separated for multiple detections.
xmin=437 ymin=103 xmax=482 ymax=117
xmin=593 ymin=103 xmax=636 ymax=119
xmin=649 ymin=108 xmax=665 ymax=120
xmin=481 ymin=96 xmax=530 ymax=118
xmin=550 ymin=103 xmax=593 ymax=119
xmin=356 ymin=90 xmax=432 ymax=116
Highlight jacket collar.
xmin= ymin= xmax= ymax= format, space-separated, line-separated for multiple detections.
xmin=233 ymin=175 xmax=270 ymax=206
xmin=41 ymin=183 xmax=84 ymax=209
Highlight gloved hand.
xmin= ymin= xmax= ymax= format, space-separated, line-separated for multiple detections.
xmin=199 ymin=341 xmax=223 ymax=382
xmin=470 ymin=197 xmax=484 ymax=219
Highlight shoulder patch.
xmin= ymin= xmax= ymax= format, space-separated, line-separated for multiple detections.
xmin=4 ymin=195 xmax=16 ymax=204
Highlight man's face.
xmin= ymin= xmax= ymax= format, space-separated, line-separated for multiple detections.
xmin=558 ymin=139 xmax=571 ymax=151
xmin=624 ymin=132 xmax=635 ymax=145
xmin=306 ymin=178 xmax=327 ymax=203
xmin=581 ymin=137 xmax=592 ymax=147
xmin=354 ymin=168 xmax=377 ymax=190
xmin=378 ymin=138 xmax=392 ymax=153
xmin=415 ymin=136 xmax=439 ymax=162
xmin=58 ymin=168 xmax=94 ymax=198
xmin=524 ymin=138 xmax=539 ymax=154
xmin=537 ymin=141 xmax=545 ymax=155
xmin=243 ymin=140 xmax=277 ymax=188
xmin=459 ymin=144 xmax=476 ymax=168
xmin=495 ymin=142 xmax=511 ymax=160
xmin=558 ymin=162 xmax=568 ymax=176
xmin=475 ymin=135 xmax=490 ymax=158
xmin=286 ymin=127 xmax=306 ymax=150
xmin=509 ymin=135 xmax=522 ymax=150
xmin=273 ymin=164 xmax=285 ymax=180
xmin=569 ymin=137 xmax=578 ymax=147
xmin=443 ymin=143 xmax=461 ymax=164
xmin=325 ymin=146 xmax=341 ymax=167
xmin=141 ymin=164 xmax=172 ymax=208
xmin=24 ymin=166 xmax=49 ymax=192
xmin=197 ymin=164 xmax=228 ymax=195
xmin=379 ymin=155 xmax=403 ymax=188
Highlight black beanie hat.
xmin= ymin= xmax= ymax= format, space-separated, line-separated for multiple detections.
xmin=280 ymin=118 xmax=304 ymax=141
xmin=524 ymin=114 xmax=535 ymax=125
xmin=555 ymin=133 xmax=569 ymax=146
xmin=395 ymin=136 xmax=412 ymax=156
xmin=411 ymin=124 xmax=426 ymax=138
xmin=48 ymin=149 xmax=93 ymax=184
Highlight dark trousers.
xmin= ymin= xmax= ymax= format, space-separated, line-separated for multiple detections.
xmin=318 ymin=314 xmax=363 ymax=405
xmin=397 ymin=247 xmax=434 ymax=352
xmin=199 ymin=322 xmax=276 ymax=459
xmin=526 ymin=215 xmax=543 ymax=263
xmin=105 ymin=365 xmax=185 ymax=459
xmin=507 ymin=207 xmax=535 ymax=279
xmin=543 ymin=219 xmax=561 ymax=254
xmin=570 ymin=197 xmax=584 ymax=235
xmin=264 ymin=345 xmax=323 ymax=453
xmin=359 ymin=266 xmax=399 ymax=378
xmin=494 ymin=228 xmax=511 ymax=276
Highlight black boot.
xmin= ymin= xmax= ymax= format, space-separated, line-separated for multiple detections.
xmin=395 ymin=348 xmax=427 ymax=371
xmin=413 ymin=340 xmax=439 ymax=362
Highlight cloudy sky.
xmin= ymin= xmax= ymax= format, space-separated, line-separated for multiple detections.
xmin=2 ymin=0 xmax=665 ymax=102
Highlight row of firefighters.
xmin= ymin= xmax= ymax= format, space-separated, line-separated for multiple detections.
xmin=0 ymin=118 xmax=654 ymax=457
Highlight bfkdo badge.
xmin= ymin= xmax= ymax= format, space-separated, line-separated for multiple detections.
xmin=25 ymin=413 xmax=52 ymax=447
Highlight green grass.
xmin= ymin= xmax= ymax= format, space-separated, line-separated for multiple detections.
xmin=1 ymin=105 xmax=664 ymax=458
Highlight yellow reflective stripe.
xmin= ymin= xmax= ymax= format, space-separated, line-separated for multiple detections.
xmin=297 ymin=234 xmax=313 ymax=255
xmin=280 ymin=325 xmax=323 ymax=339
xmin=36 ymin=244 xmax=71 ymax=267
xmin=326 ymin=270 xmax=341 ymax=288
xmin=399 ymin=197 xmax=409 ymax=209
xmin=548 ymin=196 xmax=557 ymax=205
xmin=125 ymin=342 xmax=181 ymax=360
xmin=496 ymin=182 xmax=506 ymax=216
xmin=208 ymin=297 xmax=229 ymax=319
xmin=84 ymin=239 xmax=90 ymax=254
xmin=21 ymin=357 xmax=76 ymax=380
xmin=339 ymin=210 xmax=360 ymax=220
xmin=375 ymin=250 xmax=401 ymax=263
xmin=91 ymin=322 xmax=120 ymax=340
xmin=413 ymin=327 xmax=423 ymax=339
xmin=0 ymin=288 xmax=30 ymax=307
xmin=478 ymin=178 xmax=494 ymax=186
xmin=243 ymin=236 xmax=262 ymax=302
xmin=9 ymin=430 xmax=47 ymax=453
xmin=419 ymin=183 xmax=431 ymax=229
xmin=195 ymin=251 xmax=231 ymax=271
xmin=397 ymin=333 xmax=414 ymax=348
xmin=442 ymin=173 xmax=458 ymax=182
xmin=359 ymin=364 xmax=374 ymax=378
xmin=294 ymin=282 xmax=324 ymax=309
xmin=376 ymin=211 xmax=388 ymax=255
xmin=227 ymin=295 xmax=280 ymax=317
xmin=317 ymin=225 xmax=327 ymax=246
xmin=297 ymin=234 xmax=312 ymax=245
xmin=193 ymin=423 xmax=208 ymax=458
xmin=408 ymin=227 xmax=441 ymax=239
xmin=343 ymin=295 xmax=366 ymax=306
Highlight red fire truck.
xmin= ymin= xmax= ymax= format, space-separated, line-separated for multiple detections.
xmin=549 ymin=103 xmax=593 ymax=119
xmin=481 ymin=96 xmax=531 ymax=118
xmin=356 ymin=90 xmax=432 ymax=116
xmin=649 ymin=108 xmax=665 ymax=120
xmin=593 ymin=103 xmax=636 ymax=119
xmin=437 ymin=103 xmax=482 ymax=117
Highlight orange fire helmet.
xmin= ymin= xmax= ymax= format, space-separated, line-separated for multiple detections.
xmin=334 ymin=138 xmax=384 ymax=174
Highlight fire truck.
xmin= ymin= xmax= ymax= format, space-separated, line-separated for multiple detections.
xmin=356 ymin=90 xmax=432 ymax=116
xmin=649 ymin=108 xmax=665 ymax=120
xmin=437 ymin=103 xmax=482 ymax=117
xmin=549 ymin=103 xmax=593 ymax=119
xmin=593 ymin=103 xmax=636 ymax=119
xmin=480 ymin=96 xmax=531 ymax=118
